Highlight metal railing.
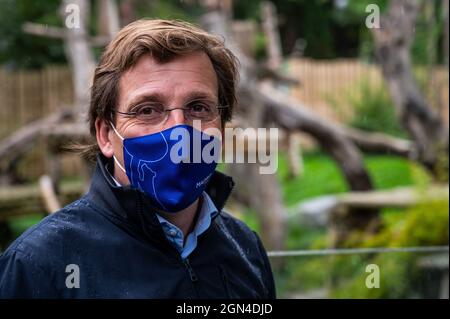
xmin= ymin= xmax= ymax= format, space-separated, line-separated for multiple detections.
xmin=267 ymin=245 xmax=449 ymax=257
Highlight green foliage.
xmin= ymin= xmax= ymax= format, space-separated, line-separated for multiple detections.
xmin=254 ymin=31 xmax=267 ymax=61
xmin=274 ymin=151 xmax=443 ymax=298
xmin=278 ymin=223 xmax=329 ymax=294
xmin=134 ymin=0 xmax=199 ymax=22
xmin=0 ymin=0 xmax=201 ymax=69
xmin=1 ymin=0 xmax=446 ymax=69
xmin=8 ymin=213 xmax=44 ymax=238
xmin=329 ymin=157 xmax=447 ymax=298
xmin=0 ymin=0 xmax=66 ymax=69
xmin=345 ymin=79 xmax=406 ymax=137
xmin=233 ymin=0 xmax=261 ymax=21
xmin=279 ymin=198 xmax=449 ymax=298
xmin=353 ymin=0 xmax=446 ymax=65
xmin=409 ymin=0 xmax=447 ymax=66
xmin=344 ymin=0 xmax=388 ymax=62
xmin=236 ymin=207 xmax=261 ymax=234
xmin=331 ymin=199 xmax=449 ymax=298
xmin=235 ymin=0 xmax=378 ymax=59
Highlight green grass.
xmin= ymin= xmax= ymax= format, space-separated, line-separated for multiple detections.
xmin=278 ymin=152 xmax=347 ymax=205
xmin=278 ymin=152 xmax=425 ymax=206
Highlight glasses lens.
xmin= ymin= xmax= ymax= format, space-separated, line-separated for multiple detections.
xmin=134 ymin=103 xmax=165 ymax=124
xmin=186 ymin=102 xmax=220 ymax=122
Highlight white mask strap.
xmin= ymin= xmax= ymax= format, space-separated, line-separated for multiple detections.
xmin=109 ymin=122 xmax=126 ymax=173
xmin=109 ymin=121 xmax=124 ymax=141
xmin=113 ymin=155 xmax=126 ymax=173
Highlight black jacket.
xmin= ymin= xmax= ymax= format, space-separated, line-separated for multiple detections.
xmin=0 ymin=155 xmax=276 ymax=298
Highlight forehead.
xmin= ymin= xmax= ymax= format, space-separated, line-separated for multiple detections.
xmin=118 ymin=51 xmax=218 ymax=109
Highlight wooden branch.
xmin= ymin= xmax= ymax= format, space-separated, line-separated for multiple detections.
xmin=23 ymin=22 xmax=66 ymax=39
xmin=0 ymin=180 xmax=84 ymax=221
xmin=44 ymin=122 xmax=90 ymax=139
xmin=23 ymin=22 xmax=112 ymax=46
xmin=39 ymin=175 xmax=61 ymax=214
xmin=89 ymin=35 xmax=113 ymax=47
xmin=0 ymin=110 xmax=74 ymax=173
xmin=341 ymin=126 xmax=414 ymax=157
xmin=258 ymin=81 xmax=414 ymax=158
xmin=289 ymin=184 xmax=449 ymax=228
xmin=339 ymin=185 xmax=449 ymax=209
xmin=285 ymin=132 xmax=303 ymax=178
xmin=258 ymin=81 xmax=372 ymax=191
xmin=256 ymin=65 xmax=300 ymax=86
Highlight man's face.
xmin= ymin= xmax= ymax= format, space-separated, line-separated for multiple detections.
xmin=97 ymin=51 xmax=221 ymax=185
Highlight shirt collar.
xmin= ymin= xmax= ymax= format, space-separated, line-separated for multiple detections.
xmin=107 ymin=166 xmax=218 ymax=220
xmin=106 ymin=165 xmax=218 ymax=257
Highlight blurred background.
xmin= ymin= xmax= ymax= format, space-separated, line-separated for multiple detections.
xmin=0 ymin=0 xmax=448 ymax=298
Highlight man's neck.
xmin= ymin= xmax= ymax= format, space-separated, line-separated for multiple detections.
xmin=157 ymin=197 xmax=201 ymax=238
xmin=112 ymin=163 xmax=201 ymax=238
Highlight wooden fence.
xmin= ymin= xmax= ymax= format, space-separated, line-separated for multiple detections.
xmin=287 ymin=58 xmax=449 ymax=125
xmin=0 ymin=65 xmax=77 ymax=179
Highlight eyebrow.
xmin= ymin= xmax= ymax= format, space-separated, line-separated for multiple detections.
xmin=125 ymin=90 xmax=218 ymax=111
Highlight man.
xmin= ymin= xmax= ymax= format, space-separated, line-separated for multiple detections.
xmin=0 ymin=19 xmax=275 ymax=298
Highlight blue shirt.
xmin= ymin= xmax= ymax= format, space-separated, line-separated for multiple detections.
xmin=156 ymin=193 xmax=218 ymax=259
xmin=110 ymin=172 xmax=218 ymax=259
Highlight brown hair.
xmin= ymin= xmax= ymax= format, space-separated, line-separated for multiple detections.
xmin=82 ymin=19 xmax=239 ymax=161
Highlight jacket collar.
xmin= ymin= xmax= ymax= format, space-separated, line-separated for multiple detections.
xmin=85 ymin=154 xmax=235 ymax=236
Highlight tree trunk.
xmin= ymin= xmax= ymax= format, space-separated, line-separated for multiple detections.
xmin=201 ymin=9 xmax=288 ymax=259
xmin=119 ymin=0 xmax=137 ymax=26
xmin=261 ymin=1 xmax=282 ymax=70
xmin=372 ymin=0 xmax=449 ymax=179
xmin=443 ymin=0 xmax=449 ymax=68
xmin=61 ymin=0 xmax=95 ymax=110
xmin=98 ymin=0 xmax=120 ymax=38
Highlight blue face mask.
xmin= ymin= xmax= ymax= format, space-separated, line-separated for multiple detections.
xmin=110 ymin=123 xmax=221 ymax=213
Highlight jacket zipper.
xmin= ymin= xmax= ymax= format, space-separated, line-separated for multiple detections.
xmin=183 ymin=258 xmax=198 ymax=282
xmin=183 ymin=257 xmax=199 ymax=297
xmin=138 ymin=194 xmax=199 ymax=294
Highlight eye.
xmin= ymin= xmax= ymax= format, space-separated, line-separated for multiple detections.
xmin=134 ymin=104 xmax=162 ymax=116
xmin=138 ymin=106 xmax=154 ymax=115
xmin=189 ymin=102 xmax=211 ymax=113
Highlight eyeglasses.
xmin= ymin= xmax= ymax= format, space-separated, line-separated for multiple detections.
xmin=114 ymin=101 xmax=228 ymax=125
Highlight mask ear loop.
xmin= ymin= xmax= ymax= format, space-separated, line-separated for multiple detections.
xmin=109 ymin=121 xmax=124 ymax=141
xmin=109 ymin=121 xmax=126 ymax=173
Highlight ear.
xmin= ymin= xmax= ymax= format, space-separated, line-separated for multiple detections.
xmin=95 ymin=118 xmax=115 ymax=158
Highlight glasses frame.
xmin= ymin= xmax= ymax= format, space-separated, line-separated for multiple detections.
xmin=113 ymin=104 xmax=229 ymax=125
